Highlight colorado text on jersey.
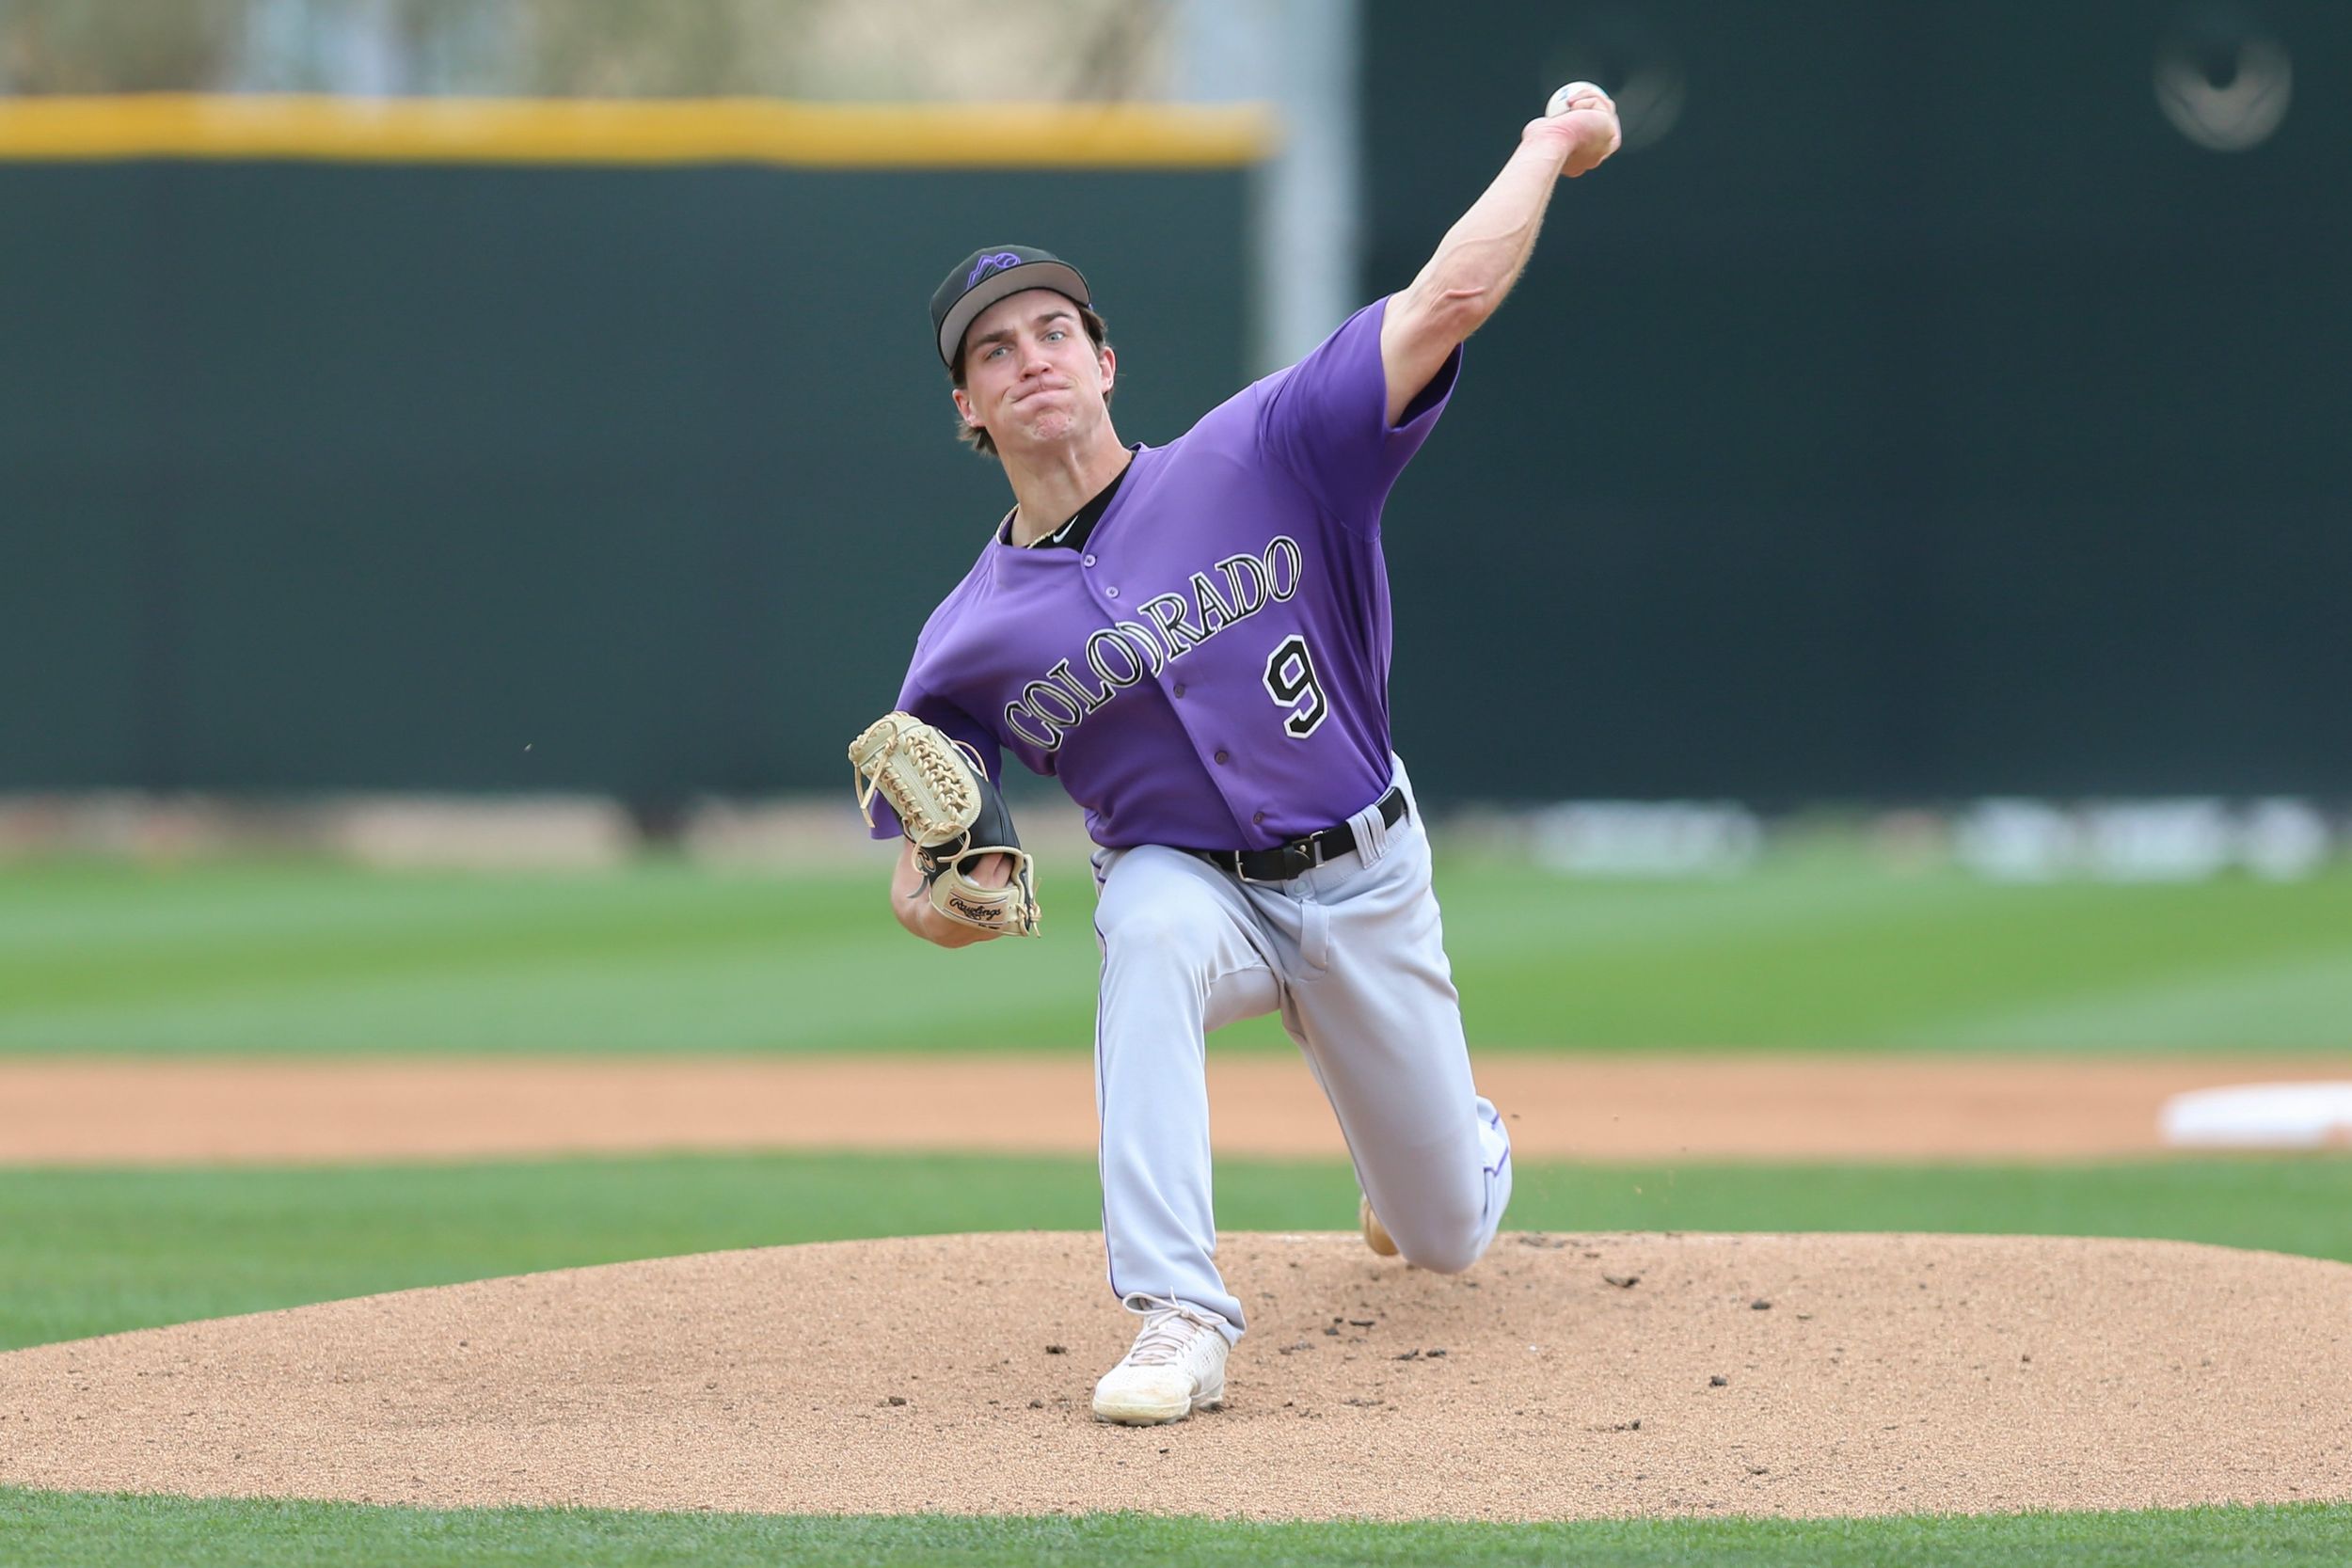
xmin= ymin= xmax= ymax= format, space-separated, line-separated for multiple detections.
xmin=1001 ymin=536 xmax=1305 ymax=752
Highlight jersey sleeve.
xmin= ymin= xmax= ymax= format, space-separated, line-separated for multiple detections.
xmin=1254 ymin=293 xmax=1462 ymax=536
xmin=860 ymin=686 xmax=1003 ymax=843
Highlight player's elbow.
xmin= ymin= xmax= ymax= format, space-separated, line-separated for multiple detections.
xmin=1394 ymin=275 xmax=1486 ymax=350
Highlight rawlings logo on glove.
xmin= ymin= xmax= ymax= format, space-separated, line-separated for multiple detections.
xmin=850 ymin=711 xmax=1042 ymax=939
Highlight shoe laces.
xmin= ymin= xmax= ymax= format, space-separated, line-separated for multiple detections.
xmin=1121 ymin=1293 xmax=1223 ymax=1367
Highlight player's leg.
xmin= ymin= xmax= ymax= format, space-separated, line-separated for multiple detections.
xmin=1087 ymin=843 xmax=1282 ymax=1423
xmin=1089 ymin=843 xmax=1281 ymax=1335
xmin=1263 ymin=776 xmax=1512 ymax=1274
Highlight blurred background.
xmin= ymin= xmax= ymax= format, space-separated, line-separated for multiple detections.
xmin=3 ymin=0 xmax=2349 ymax=1060
xmin=8 ymin=20 xmax=2352 ymax=1560
xmin=4 ymin=4 xmax=2352 ymax=1458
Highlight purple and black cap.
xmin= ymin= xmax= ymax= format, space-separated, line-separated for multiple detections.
xmin=930 ymin=245 xmax=1091 ymax=371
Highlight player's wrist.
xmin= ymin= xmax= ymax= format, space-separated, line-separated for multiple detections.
xmin=1518 ymin=117 xmax=1579 ymax=163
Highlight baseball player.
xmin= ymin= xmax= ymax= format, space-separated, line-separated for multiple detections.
xmin=857 ymin=87 xmax=1623 ymax=1424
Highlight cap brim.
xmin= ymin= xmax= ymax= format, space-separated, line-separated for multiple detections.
xmin=938 ymin=261 xmax=1090 ymax=368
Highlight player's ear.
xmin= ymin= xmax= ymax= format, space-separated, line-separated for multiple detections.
xmin=1097 ymin=344 xmax=1116 ymax=395
xmin=951 ymin=385 xmax=983 ymax=430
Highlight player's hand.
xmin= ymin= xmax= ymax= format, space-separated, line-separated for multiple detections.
xmin=893 ymin=841 xmax=1012 ymax=947
xmin=899 ymin=852 xmax=1014 ymax=947
xmin=1526 ymin=83 xmax=1620 ymax=178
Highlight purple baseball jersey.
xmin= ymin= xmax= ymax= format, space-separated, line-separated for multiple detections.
xmin=871 ymin=295 xmax=1460 ymax=851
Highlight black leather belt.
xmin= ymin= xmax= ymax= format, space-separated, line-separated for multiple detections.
xmin=1186 ymin=786 xmax=1407 ymax=882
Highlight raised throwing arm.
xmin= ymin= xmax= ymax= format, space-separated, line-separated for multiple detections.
xmin=1378 ymin=84 xmax=1622 ymax=425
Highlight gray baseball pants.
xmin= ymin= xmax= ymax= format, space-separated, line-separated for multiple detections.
xmin=1087 ymin=757 xmax=1513 ymax=1339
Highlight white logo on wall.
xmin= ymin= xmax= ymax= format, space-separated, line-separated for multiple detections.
xmin=2154 ymin=8 xmax=2293 ymax=152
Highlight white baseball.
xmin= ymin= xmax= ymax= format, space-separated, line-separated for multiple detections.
xmin=1547 ymin=81 xmax=1603 ymax=118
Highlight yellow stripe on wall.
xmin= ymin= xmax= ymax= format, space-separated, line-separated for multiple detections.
xmin=0 ymin=94 xmax=1276 ymax=168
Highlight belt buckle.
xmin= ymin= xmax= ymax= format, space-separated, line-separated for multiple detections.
xmin=1229 ymin=837 xmax=1312 ymax=885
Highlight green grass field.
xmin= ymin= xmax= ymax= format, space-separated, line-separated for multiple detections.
xmin=6 ymin=847 xmax=2352 ymax=1053
xmin=6 ymin=847 xmax=2350 ymax=1564
xmin=4 ymin=1490 xmax=2346 ymax=1568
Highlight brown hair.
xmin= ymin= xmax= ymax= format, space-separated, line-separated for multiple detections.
xmin=949 ymin=303 xmax=1113 ymax=459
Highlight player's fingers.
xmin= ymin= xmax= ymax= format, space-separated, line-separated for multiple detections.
xmin=969 ymin=852 xmax=1012 ymax=889
xmin=1547 ymin=81 xmax=1614 ymax=115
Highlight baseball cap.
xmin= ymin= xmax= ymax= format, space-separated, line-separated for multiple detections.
xmin=930 ymin=245 xmax=1092 ymax=370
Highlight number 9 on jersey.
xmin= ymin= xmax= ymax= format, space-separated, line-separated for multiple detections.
xmin=1263 ymin=634 xmax=1329 ymax=738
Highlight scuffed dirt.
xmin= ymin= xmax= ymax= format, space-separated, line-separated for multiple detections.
xmin=2 ymin=1231 xmax=2347 ymax=1521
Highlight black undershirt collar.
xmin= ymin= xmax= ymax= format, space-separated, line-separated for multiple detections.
xmin=998 ymin=445 xmax=1140 ymax=552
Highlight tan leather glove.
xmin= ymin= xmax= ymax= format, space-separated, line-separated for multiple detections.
xmin=850 ymin=711 xmax=1041 ymax=938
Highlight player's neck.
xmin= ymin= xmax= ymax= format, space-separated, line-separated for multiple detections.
xmin=1000 ymin=426 xmax=1129 ymax=546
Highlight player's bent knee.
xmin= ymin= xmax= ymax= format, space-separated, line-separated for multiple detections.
xmin=1388 ymin=1190 xmax=1497 ymax=1275
xmin=1397 ymin=1229 xmax=1490 ymax=1275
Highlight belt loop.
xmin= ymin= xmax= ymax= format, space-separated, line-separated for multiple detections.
xmin=1350 ymin=791 xmax=1391 ymax=866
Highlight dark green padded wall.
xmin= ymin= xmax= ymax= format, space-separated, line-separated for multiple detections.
xmin=1365 ymin=0 xmax=2350 ymax=800
xmin=8 ymin=5 xmax=2349 ymax=807
xmin=0 ymin=162 xmax=1248 ymax=795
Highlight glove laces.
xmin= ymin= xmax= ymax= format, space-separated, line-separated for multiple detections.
xmin=850 ymin=721 xmax=983 ymax=842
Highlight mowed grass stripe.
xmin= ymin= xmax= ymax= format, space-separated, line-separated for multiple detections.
xmin=5 ymin=1152 xmax=2350 ymax=1351
xmin=0 ymin=865 xmax=885 ymax=1000
xmin=0 ymin=860 xmax=852 ymax=949
xmin=0 ymin=862 xmax=1085 ymax=1053
xmin=2 ymin=1490 xmax=2346 ymax=1568
xmin=6 ymin=854 xmax=2352 ymax=1053
xmin=1450 ymin=859 xmax=2352 ymax=1050
xmin=1907 ymin=947 xmax=2352 ymax=1052
xmin=0 ymin=943 xmax=1083 ymax=1055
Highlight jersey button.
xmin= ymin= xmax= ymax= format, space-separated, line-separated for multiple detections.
xmin=1105 ymin=586 xmax=1119 ymax=599
xmin=1082 ymin=553 xmax=1096 ymax=566
xmin=1215 ymin=750 xmax=1230 ymax=765
xmin=1253 ymin=811 xmax=1265 ymax=825
xmin=1172 ymin=682 xmax=1186 ymax=698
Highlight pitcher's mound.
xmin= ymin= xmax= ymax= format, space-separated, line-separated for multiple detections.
xmin=3 ymin=1231 xmax=2347 ymax=1521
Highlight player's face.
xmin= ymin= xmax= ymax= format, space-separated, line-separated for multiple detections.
xmin=954 ymin=289 xmax=1114 ymax=453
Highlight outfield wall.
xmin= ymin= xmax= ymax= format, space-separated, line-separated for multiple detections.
xmin=5 ymin=23 xmax=2349 ymax=806
xmin=0 ymin=101 xmax=1257 ymax=800
xmin=1363 ymin=0 xmax=2351 ymax=801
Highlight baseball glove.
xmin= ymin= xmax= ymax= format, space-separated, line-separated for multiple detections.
xmin=850 ymin=711 xmax=1041 ymax=938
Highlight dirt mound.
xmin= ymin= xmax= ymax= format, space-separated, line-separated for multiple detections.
xmin=2 ymin=1231 xmax=2345 ymax=1521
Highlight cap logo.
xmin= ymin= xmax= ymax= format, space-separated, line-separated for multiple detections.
xmin=966 ymin=251 xmax=1025 ymax=288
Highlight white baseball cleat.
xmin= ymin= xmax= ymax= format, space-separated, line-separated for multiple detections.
xmin=1360 ymin=1194 xmax=1399 ymax=1258
xmin=1091 ymin=1294 xmax=1230 ymax=1425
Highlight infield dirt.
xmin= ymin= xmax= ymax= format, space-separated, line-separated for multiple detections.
xmin=3 ymin=1229 xmax=2347 ymax=1520
xmin=4 ymin=1053 xmax=2336 ymax=1165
